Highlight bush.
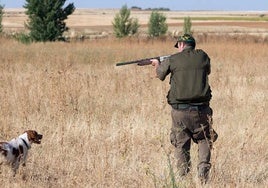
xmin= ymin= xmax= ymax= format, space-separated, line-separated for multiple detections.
xmin=13 ymin=33 xmax=33 ymax=44
xmin=112 ymin=5 xmax=140 ymax=38
xmin=183 ymin=17 xmax=192 ymax=35
xmin=24 ymin=0 xmax=75 ymax=42
xmin=148 ymin=11 xmax=168 ymax=37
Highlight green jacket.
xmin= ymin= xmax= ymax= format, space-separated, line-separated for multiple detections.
xmin=157 ymin=46 xmax=212 ymax=104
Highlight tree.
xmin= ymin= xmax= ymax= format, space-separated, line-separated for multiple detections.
xmin=0 ymin=3 xmax=3 ymax=33
xmin=112 ymin=5 xmax=140 ymax=38
xmin=183 ymin=16 xmax=192 ymax=35
xmin=24 ymin=0 xmax=75 ymax=42
xmin=148 ymin=11 xmax=168 ymax=37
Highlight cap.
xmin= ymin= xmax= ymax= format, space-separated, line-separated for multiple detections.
xmin=174 ymin=34 xmax=196 ymax=48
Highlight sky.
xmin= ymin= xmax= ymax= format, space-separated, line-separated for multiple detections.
xmin=0 ymin=0 xmax=267 ymax=11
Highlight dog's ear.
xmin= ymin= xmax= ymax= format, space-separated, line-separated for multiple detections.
xmin=25 ymin=130 xmax=42 ymax=144
xmin=25 ymin=130 xmax=36 ymax=139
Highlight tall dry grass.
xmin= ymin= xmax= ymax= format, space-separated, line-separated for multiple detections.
xmin=0 ymin=36 xmax=267 ymax=188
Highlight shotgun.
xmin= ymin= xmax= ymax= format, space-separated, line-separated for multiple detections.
xmin=116 ymin=55 xmax=170 ymax=66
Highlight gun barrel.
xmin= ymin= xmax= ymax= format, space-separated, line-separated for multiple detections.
xmin=116 ymin=55 xmax=170 ymax=66
xmin=116 ymin=61 xmax=139 ymax=66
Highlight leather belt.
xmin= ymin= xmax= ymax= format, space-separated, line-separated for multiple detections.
xmin=171 ymin=103 xmax=208 ymax=110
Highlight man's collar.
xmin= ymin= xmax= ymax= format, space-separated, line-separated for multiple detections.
xmin=183 ymin=46 xmax=194 ymax=51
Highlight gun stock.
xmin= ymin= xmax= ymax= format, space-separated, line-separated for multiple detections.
xmin=116 ymin=55 xmax=170 ymax=66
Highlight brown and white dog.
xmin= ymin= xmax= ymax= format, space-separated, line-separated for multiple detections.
xmin=0 ymin=130 xmax=43 ymax=176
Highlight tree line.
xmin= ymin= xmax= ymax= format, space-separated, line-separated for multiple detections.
xmin=0 ymin=1 xmax=192 ymax=43
xmin=130 ymin=6 xmax=170 ymax=11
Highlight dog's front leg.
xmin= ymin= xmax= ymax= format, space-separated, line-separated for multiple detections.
xmin=11 ymin=161 xmax=19 ymax=177
xmin=19 ymin=153 xmax=27 ymax=167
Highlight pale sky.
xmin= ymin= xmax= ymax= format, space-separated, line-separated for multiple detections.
xmin=0 ymin=0 xmax=267 ymax=11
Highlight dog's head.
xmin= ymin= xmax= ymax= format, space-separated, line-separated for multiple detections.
xmin=25 ymin=130 xmax=43 ymax=144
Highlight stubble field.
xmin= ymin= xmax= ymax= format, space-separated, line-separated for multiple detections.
xmin=0 ymin=8 xmax=268 ymax=188
xmin=2 ymin=8 xmax=268 ymax=38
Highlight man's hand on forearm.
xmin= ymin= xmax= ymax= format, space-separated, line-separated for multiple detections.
xmin=151 ymin=59 xmax=160 ymax=78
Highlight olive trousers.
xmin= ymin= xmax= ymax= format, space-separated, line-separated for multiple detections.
xmin=170 ymin=105 xmax=215 ymax=183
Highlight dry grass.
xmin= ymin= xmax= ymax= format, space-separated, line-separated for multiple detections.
xmin=0 ymin=36 xmax=267 ymax=188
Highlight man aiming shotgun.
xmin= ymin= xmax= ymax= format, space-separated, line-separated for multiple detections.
xmin=117 ymin=34 xmax=218 ymax=184
xmin=150 ymin=34 xmax=218 ymax=184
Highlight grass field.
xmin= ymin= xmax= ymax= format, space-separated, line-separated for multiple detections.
xmin=0 ymin=8 xmax=268 ymax=188
xmin=0 ymin=35 xmax=267 ymax=187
